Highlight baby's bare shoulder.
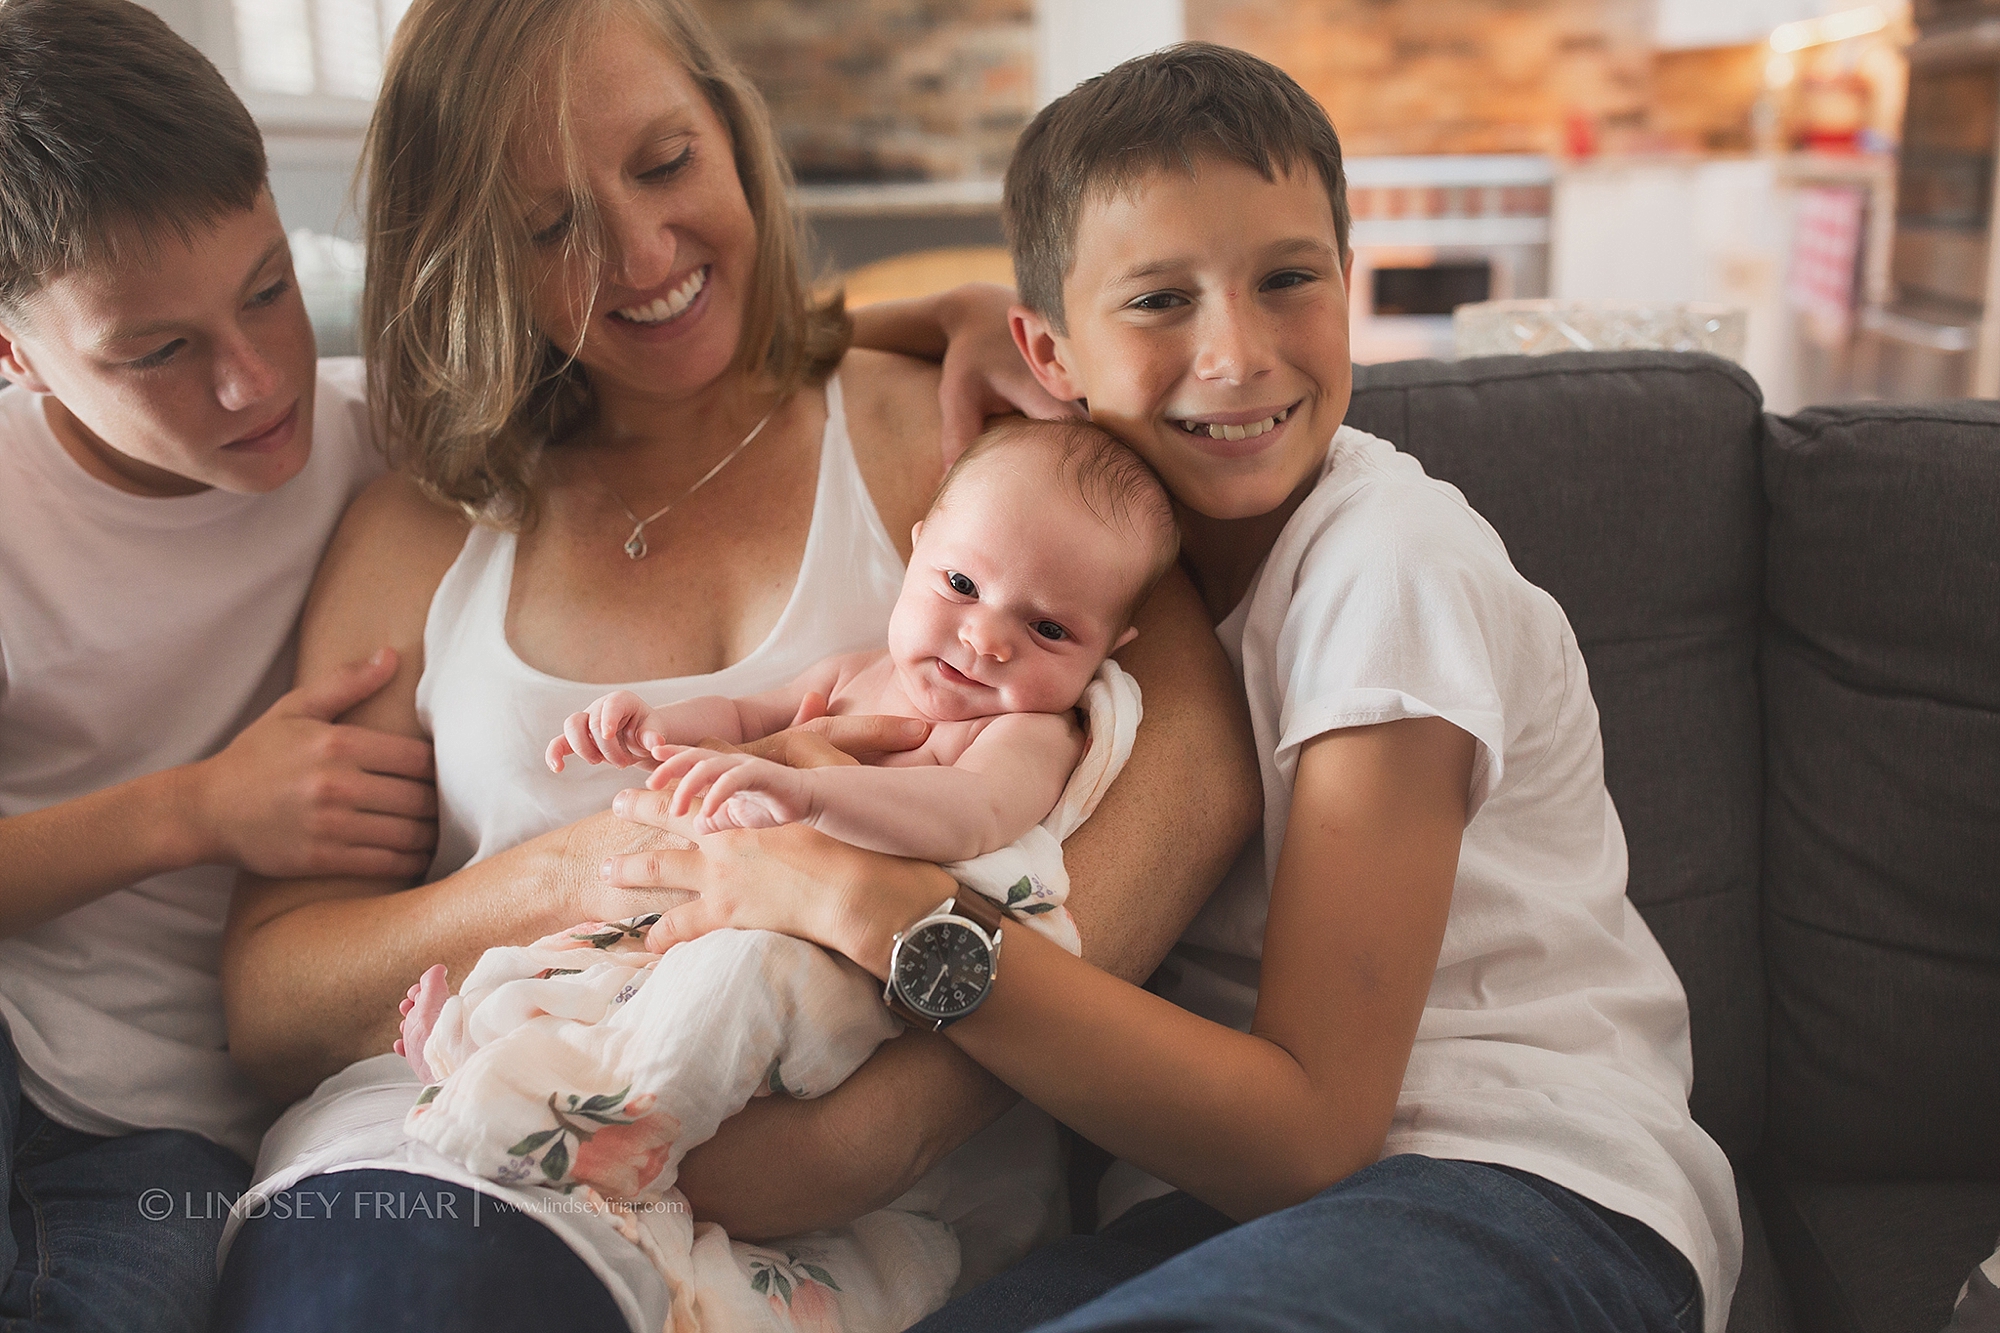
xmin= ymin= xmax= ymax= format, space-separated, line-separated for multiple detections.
xmin=950 ymin=710 xmax=1085 ymax=769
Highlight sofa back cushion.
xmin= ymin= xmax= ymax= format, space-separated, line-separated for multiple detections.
xmin=1344 ymin=351 xmax=1770 ymax=1162
xmin=1761 ymin=401 xmax=2000 ymax=1178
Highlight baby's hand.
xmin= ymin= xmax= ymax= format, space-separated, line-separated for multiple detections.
xmin=647 ymin=747 xmax=814 ymax=833
xmin=547 ymin=690 xmax=662 ymax=773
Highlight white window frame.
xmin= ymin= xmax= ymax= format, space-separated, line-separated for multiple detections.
xmin=1033 ymin=0 xmax=1186 ymax=109
xmin=179 ymin=0 xmax=407 ymax=133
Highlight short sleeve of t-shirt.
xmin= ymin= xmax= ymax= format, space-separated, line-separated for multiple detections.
xmin=1250 ymin=440 xmax=1541 ymax=820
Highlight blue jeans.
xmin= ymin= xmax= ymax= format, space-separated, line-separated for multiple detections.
xmin=912 ymin=1155 xmax=1703 ymax=1333
xmin=213 ymin=1169 xmax=627 ymax=1332
xmin=217 ymin=1157 xmax=1702 ymax=1333
xmin=0 ymin=1029 xmax=250 ymax=1333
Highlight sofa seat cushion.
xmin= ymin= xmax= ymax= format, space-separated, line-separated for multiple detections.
xmin=1757 ymin=1176 xmax=2000 ymax=1333
xmin=1731 ymin=1180 xmax=1798 ymax=1333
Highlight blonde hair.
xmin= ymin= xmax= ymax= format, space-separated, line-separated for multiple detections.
xmin=362 ymin=0 xmax=849 ymax=526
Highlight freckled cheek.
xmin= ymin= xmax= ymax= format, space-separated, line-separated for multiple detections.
xmin=527 ymin=254 xmax=598 ymax=342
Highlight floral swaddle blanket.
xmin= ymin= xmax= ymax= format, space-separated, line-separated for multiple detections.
xmin=402 ymin=662 xmax=1142 ymax=1333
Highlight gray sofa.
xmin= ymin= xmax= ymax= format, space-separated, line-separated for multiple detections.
xmin=1341 ymin=352 xmax=1999 ymax=1333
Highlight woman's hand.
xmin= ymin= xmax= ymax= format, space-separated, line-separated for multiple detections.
xmin=644 ymin=746 xmax=815 ymax=830
xmin=733 ymin=707 xmax=931 ymax=769
xmin=603 ymin=787 xmax=943 ymax=971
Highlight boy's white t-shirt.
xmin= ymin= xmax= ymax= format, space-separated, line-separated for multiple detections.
xmin=0 ymin=357 xmax=382 ymax=1162
xmin=1109 ymin=426 xmax=1742 ymax=1331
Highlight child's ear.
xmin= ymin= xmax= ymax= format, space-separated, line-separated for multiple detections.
xmin=910 ymin=519 xmax=925 ymax=548
xmin=1113 ymin=625 xmax=1139 ymax=650
xmin=0 ymin=323 xmax=48 ymax=394
xmin=1009 ymin=304 xmax=1087 ymax=406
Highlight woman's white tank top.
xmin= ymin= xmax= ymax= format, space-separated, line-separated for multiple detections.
xmin=415 ymin=375 xmax=907 ymax=880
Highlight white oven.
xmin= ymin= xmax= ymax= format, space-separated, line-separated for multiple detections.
xmin=1345 ymin=155 xmax=1554 ymax=364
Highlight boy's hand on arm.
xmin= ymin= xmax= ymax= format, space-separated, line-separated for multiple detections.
xmin=0 ymin=645 xmax=434 ymax=950
xmin=678 ymin=1026 xmax=1016 ymax=1239
xmin=848 ymin=283 xmax=1078 ymax=461
xmin=933 ymin=284 xmax=1079 ymax=461
xmin=186 ymin=646 xmax=436 ymax=880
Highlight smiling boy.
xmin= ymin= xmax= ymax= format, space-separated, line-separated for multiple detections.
xmin=0 ymin=2 xmax=437 ymax=1327
xmin=970 ymin=40 xmax=1737 ymax=1333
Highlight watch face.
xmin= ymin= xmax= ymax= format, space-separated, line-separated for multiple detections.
xmin=892 ymin=919 xmax=994 ymax=1020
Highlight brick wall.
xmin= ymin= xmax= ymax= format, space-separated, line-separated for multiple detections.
xmin=1187 ymin=0 xmax=1657 ymax=157
xmin=695 ymin=0 xmax=1813 ymax=181
xmin=692 ymin=0 xmax=1035 ymax=183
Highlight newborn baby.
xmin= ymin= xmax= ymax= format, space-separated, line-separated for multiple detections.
xmin=543 ymin=414 xmax=1173 ymax=863
xmin=392 ymin=418 xmax=1177 ymax=1333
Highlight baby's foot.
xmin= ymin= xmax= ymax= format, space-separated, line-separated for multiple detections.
xmin=393 ymin=964 xmax=449 ymax=1084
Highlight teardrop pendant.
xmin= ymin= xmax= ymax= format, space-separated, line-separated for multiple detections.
xmin=624 ymin=530 xmax=648 ymax=560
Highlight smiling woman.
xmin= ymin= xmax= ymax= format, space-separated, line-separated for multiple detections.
xmin=210 ymin=1 xmax=1255 ymax=1330
xmin=362 ymin=0 xmax=843 ymax=529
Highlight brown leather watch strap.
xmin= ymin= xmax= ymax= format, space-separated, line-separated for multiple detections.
xmin=947 ymin=890 xmax=1008 ymax=938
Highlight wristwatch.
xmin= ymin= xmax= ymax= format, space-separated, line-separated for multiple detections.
xmin=884 ymin=892 xmax=1007 ymax=1030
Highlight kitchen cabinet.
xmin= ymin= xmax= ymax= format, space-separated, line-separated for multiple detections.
xmin=1552 ymin=154 xmax=1894 ymax=411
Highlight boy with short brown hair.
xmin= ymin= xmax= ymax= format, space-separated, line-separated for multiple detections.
xmin=945 ymin=40 xmax=1741 ymax=1333
xmin=0 ymin=2 xmax=436 ymax=1326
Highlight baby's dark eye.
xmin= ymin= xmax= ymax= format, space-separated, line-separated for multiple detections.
xmin=1031 ymin=621 xmax=1068 ymax=642
xmin=946 ymin=572 xmax=976 ymax=597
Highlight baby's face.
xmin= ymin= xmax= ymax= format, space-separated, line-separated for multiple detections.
xmin=889 ymin=463 xmax=1145 ymax=722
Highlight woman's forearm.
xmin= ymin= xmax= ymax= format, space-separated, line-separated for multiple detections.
xmin=222 ymin=809 xmax=685 ymax=1102
xmin=677 ymin=1025 xmax=1016 ymax=1240
xmin=803 ymin=763 xmax=1027 ymax=860
xmin=1062 ymin=569 xmax=1259 ymax=979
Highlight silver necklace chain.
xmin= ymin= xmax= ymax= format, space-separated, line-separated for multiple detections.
xmin=588 ymin=402 xmax=780 ymax=561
